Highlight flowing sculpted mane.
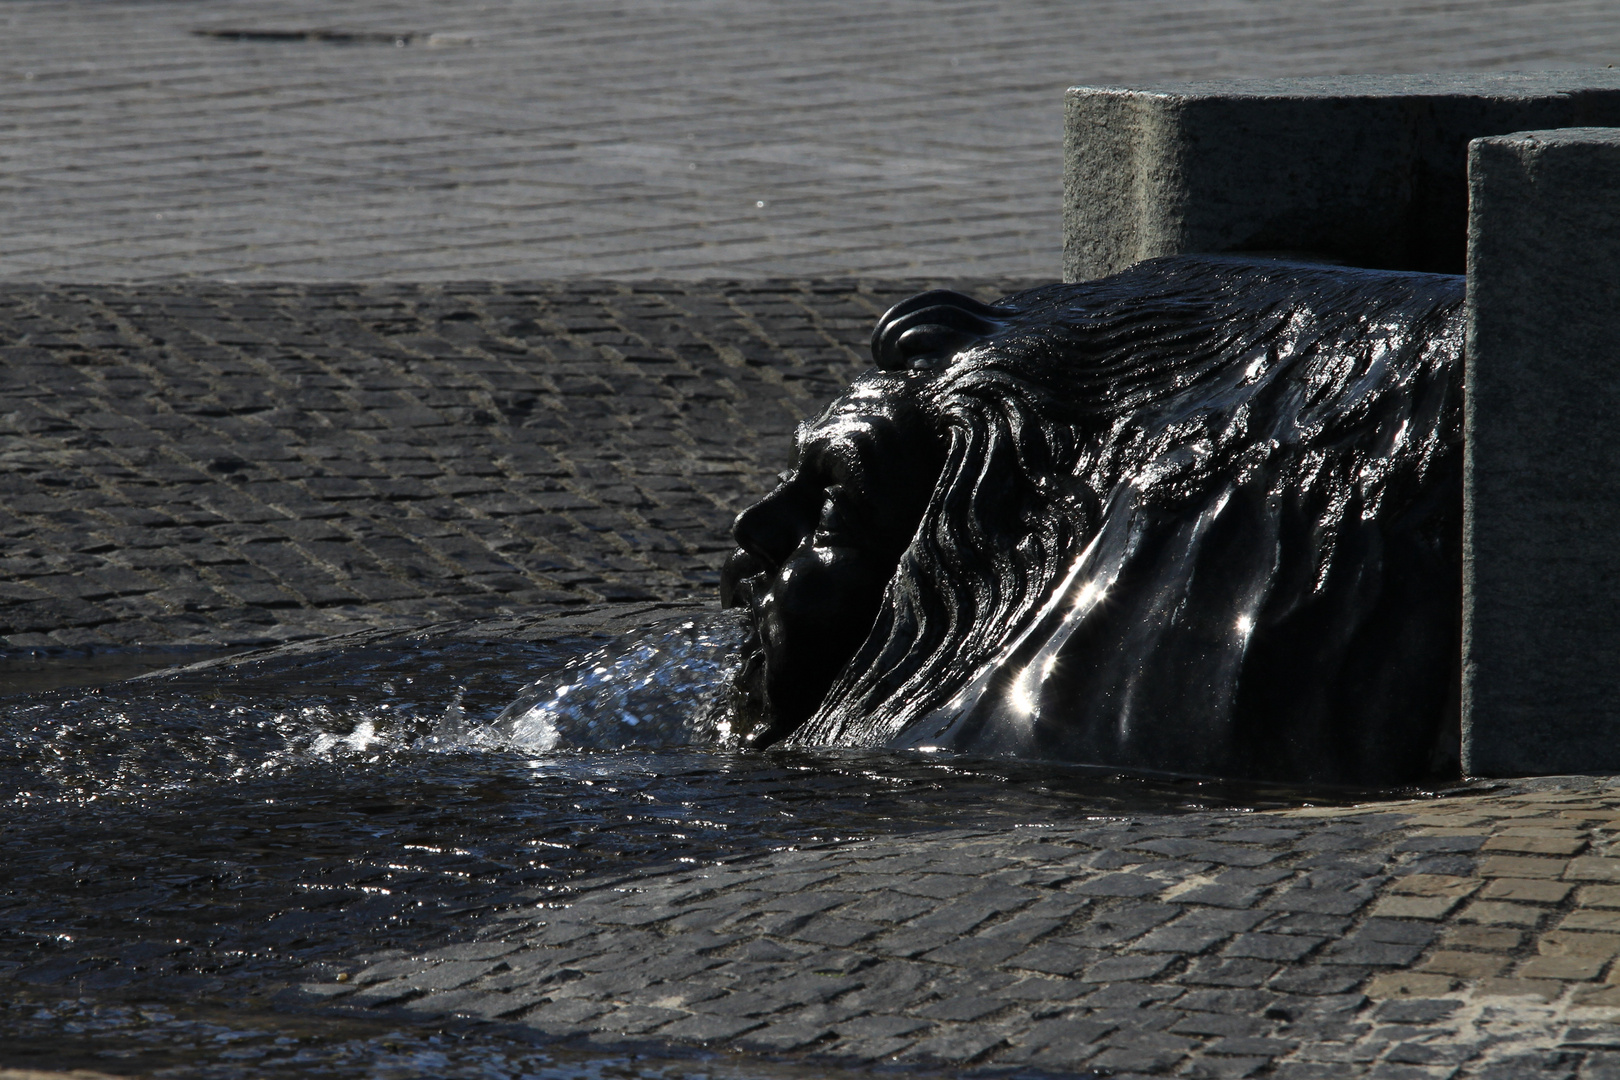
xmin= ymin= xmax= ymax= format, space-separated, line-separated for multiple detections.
xmin=782 ymin=256 xmax=1465 ymax=786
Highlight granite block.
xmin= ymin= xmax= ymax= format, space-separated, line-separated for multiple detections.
xmin=1464 ymin=127 xmax=1620 ymax=775
xmin=1065 ymin=71 xmax=1620 ymax=280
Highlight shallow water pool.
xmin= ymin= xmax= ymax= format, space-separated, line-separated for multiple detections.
xmin=0 ymin=612 xmax=1397 ymax=1077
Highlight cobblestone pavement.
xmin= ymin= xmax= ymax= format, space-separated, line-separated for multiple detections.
xmin=12 ymin=6 xmax=1620 ymax=1075
xmin=0 ymin=278 xmax=1027 ymax=651
xmin=5 ymin=0 xmax=1620 ymax=280
xmin=288 ymin=782 xmax=1620 ymax=1079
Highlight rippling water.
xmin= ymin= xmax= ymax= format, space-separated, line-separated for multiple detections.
xmin=0 ymin=611 xmax=1386 ymax=1078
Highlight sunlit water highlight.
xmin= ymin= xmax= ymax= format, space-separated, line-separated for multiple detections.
xmin=479 ymin=612 xmax=748 ymax=752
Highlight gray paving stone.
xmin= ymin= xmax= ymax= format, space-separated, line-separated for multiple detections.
xmin=401 ymin=958 xmax=505 ymax=992
xmin=520 ymin=998 xmax=613 ymax=1035
xmin=654 ymin=1013 xmax=764 ymax=1043
xmin=1183 ymin=957 xmax=1283 ymax=989
xmin=0 ymin=278 xmax=1041 ymax=651
xmin=1068 ymin=902 xmax=1184 ymax=947
xmin=885 ymin=874 xmax=983 ymax=899
xmin=1274 ymin=1065 xmax=1372 ymax=1080
xmin=1085 ymin=953 xmax=1178 ymax=982
xmin=1184 ymin=1058 xmax=1274 ymax=1079
xmin=344 ymin=978 xmax=419 ymax=1007
xmin=733 ymin=1021 xmax=832 ymax=1053
xmin=1270 ymin=965 xmax=1372 ymax=996
xmin=824 ymin=1033 xmax=920 ymax=1062
xmin=1226 ymin=932 xmax=1328 ymax=962
xmin=1091 ymin=1028 xmax=1201 ymax=1073
xmin=901 ymin=1027 xmax=1009 ymax=1065
xmin=14 ymin=12 xmax=1620 ymax=1074
xmin=7 ymin=0 xmax=1620 ymax=282
xmin=919 ymin=936 xmax=1027 ymax=969
xmin=1075 ymin=982 xmax=1186 ymax=1010
xmin=1007 ymin=942 xmax=1101 ymax=977
xmin=1173 ymin=1012 xmax=1269 ymax=1039
xmin=1134 ymin=909 xmax=1268 ymax=954
xmin=1071 ymin=872 xmax=1171 ymax=898
xmin=991 ymin=977 xmax=1085 ymax=1006
xmin=913 ymin=995 xmax=1005 ymax=1022
xmin=328 ymin=806 xmax=1559 ymax=1071
xmin=835 ymin=891 xmax=935 ymax=925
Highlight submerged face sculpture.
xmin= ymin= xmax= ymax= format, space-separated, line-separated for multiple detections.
xmin=722 ymin=256 xmax=1467 ymax=787
xmin=721 ymin=385 xmax=945 ymax=745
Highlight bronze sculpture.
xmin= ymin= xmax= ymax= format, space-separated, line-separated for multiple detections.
xmin=722 ymin=256 xmax=1465 ymax=786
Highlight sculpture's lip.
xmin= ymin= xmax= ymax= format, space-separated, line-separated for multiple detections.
xmin=727 ymin=560 xmax=866 ymax=750
xmin=728 ymin=577 xmax=793 ymax=748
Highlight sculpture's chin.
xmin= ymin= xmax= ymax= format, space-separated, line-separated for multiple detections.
xmin=719 ymin=546 xmax=890 ymax=748
xmin=732 ymin=643 xmax=779 ymax=747
xmin=719 ymin=549 xmax=788 ymax=746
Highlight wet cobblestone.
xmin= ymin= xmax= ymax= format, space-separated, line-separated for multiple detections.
xmin=296 ymin=784 xmax=1620 ymax=1078
xmin=13 ymin=300 xmax=1620 ymax=1077
xmin=11 ymin=279 xmax=1620 ymax=1080
xmin=8 ymin=2 xmax=1620 ymax=1077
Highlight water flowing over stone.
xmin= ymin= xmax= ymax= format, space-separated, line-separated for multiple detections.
xmin=486 ymin=612 xmax=750 ymax=752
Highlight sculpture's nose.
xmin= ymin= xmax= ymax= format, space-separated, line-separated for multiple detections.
xmin=732 ymin=483 xmax=818 ymax=569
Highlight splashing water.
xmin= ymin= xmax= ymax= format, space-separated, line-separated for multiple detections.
xmin=476 ymin=612 xmax=750 ymax=752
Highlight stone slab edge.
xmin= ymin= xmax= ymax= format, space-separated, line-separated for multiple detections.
xmin=1463 ymin=127 xmax=1620 ymax=776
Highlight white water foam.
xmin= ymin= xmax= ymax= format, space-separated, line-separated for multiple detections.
xmin=468 ymin=612 xmax=749 ymax=753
